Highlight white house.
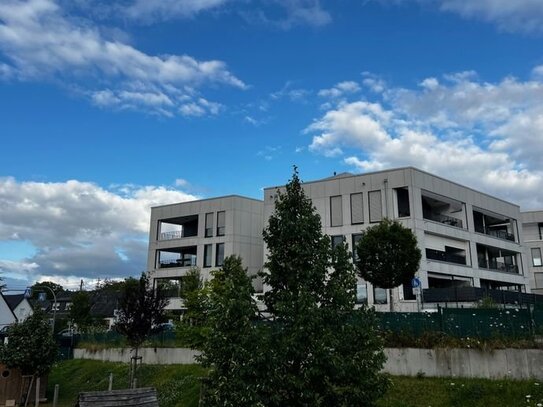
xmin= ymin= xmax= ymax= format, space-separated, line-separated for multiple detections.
xmin=4 ymin=294 xmax=34 ymax=322
xmin=0 ymin=292 xmax=17 ymax=329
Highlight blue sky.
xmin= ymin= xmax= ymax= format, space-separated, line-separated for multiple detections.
xmin=1 ymin=0 xmax=543 ymax=289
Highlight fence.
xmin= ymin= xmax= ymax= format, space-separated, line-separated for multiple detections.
xmin=377 ymin=307 xmax=540 ymax=339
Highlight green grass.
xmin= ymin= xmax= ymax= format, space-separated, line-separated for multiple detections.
xmin=44 ymin=360 xmax=207 ymax=407
xmin=45 ymin=360 xmax=543 ymax=407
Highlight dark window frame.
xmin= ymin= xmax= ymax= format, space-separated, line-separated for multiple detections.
xmin=205 ymin=212 xmax=214 ymax=238
xmin=350 ymin=192 xmax=364 ymax=225
xmin=216 ymin=211 xmax=225 ymax=236
xmin=330 ymin=195 xmax=343 ymax=227
xmin=532 ymin=247 xmax=542 ymax=267
xmin=203 ymin=244 xmax=212 ymax=268
xmin=215 ymin=243 xmax=225 ymax=267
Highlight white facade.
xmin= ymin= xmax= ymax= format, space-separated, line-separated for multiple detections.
xmin=147 ymin=167 xmax=533 ymax=312
xmin=0 ymin=293 xmax=16 ymax=329
xmin=11 ymin=298 xmax=33 ymax=322
xmin=263 ymin=167 xmax=530 ymax=312
xmin=521 ymin=211 xmax=543 ymax=295
xmin=147 ymin=195 xmax=263 ymax=310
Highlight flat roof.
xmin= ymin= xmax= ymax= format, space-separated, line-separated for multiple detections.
xmin=263 ymin=166 xmax=520 ymax=208
xmin=150 ymin=194 xmax=263 ymax=210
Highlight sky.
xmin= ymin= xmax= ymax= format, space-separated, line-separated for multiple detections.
xmin=1 ymin=0 xmax=543 ymax=290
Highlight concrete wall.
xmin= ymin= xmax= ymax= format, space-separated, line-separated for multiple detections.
xmin=74 ymin=347 xmax=200 ymax=365
xmin=75 ymin=346 xmax=543 ymax=380
xmin=384 ymin=347 xmax=543 ymax=380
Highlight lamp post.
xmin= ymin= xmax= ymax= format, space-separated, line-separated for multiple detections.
xmin=25 ymin=286 xmax=57 ymax=335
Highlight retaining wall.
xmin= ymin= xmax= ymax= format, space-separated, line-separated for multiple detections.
xmin=74 ymin=347 xmax=543 ymax=380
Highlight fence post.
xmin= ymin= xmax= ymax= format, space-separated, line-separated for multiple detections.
xmin=53 ymin=385 xmax=59 ymax=407
xmin=34 ymin=377 xmax=40 ymax=407
xmin=108 ymin=373 xmax=113 ymax=391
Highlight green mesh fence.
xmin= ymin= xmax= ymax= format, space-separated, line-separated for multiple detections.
xmin=377 ymin=308 xmax=535 ymax=339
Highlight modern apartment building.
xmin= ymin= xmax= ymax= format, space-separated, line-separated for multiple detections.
xmin=147 ymin=167 xmax=532 ymax=312
xmin=521 ymin=211 xmax=543 ymax=295
xmin=147 ymin=195 xmax=263 ymax=309
xmin=264 ymin=167 xmax=530 ymax=312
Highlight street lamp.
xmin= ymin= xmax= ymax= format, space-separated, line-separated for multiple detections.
xmin=25 ymin=286 xmax=57 ymax=335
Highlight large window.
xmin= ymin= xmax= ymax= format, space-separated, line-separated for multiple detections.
xmin=352 ymin=234 xmax=363 ymax=263
xmin=217 ymin=211 xmax=225 ymax=236
xmin=331 ymin=235 xmax=344 ymax=249
xmin=369 ymin=190 xmax=383 ymax=223
xmin=350 ymin=193 xmax=364 ymax=224
xmin=532 ymin=248 xmax=542 ymax=267
xmin=205 ymin=212 xmax=214 ymax=238
xmin=330 ymin=195 xmax=343 ymax=227
xmin=356 ymin=283 xmax=368 ymax=304
xmin=215 ymin=243 xmax=225 ymax=267
xmin=395 ymin=187 xmax=410 ymax=218
xmin=373 ymin=286 xmax=387 ymax=304
xmin=539 ymin=223 xmax=543 ymax=240
xmin=204 ymin=244 xmax=212 ymax=267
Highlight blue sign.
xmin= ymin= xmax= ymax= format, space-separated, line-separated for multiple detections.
xmin=411 ymin=277 xmax=421 ymax=288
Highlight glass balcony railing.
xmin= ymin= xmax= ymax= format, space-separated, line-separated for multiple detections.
xmin=478 ymin=259 xmax=519 ymax=274
xmin=424 ymin=213 xmax=463 ymax=228
xmin=426 ymin=249 xmax=467 ymax=265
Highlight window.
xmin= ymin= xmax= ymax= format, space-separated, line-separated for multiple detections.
xmin=331 ymin=235 xmax=344 ymax=249
xmin=65 ymin=302 xmax=72 ymax=311
xmin=352 ymin=234 xmax=363 ymax=263
xmin=52 ymin=302 xmax=60 ymax=311
xmin=205 ymin=212 xmax=214 ymax=237
xmin=350 ymin=193 xmax=364 ymax=224
xmin=330 ymin=195 xmax=343 ymax=227
xmin=204 ymin=244 xmax=212 ymax=267
xmin=217 ymin=211 xmax=225 ymax=236
xmin=369 ymin=190 xmax=383 ymax=223
xmin=373 ymin=287 xmax=387 ymax=304
xmin=539 ymin=223 xmax=543 ymax=240
xmin=216 ymin=243 xmax=225 ymax=267
xmin=532 ymin=248 xmax=542 ymax=267
xmin=356 ymin=283 xmax=368 ymax=304
xmin=395 ymin=187 xmax=410 ymax=218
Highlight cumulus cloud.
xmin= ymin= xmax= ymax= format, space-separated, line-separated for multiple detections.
xmin=0 ymin=177 xmax=198 ymax=286
xmin=0 ymin=0 xmax=245 ymax=116
xmin=306 ymin=71 xmax=543 ymax=209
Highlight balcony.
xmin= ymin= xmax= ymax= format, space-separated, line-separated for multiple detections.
xmin=158 ymin=215 xmax=198 ymax=241
xmin=473 ymin=210 xmax=516 ymax=242
xmin=421 ymin=192 xmax=465 ymax=229
xmin=478 ymin=259 xmax=519 ymax=274
xmin=476 ymin=243 xmax=519 ymax=274
xmin=157 ymin=246 xmax=197 ymax=269
xmin=426 ymin=248 xmax=466 ymax=265
xmin=159 ymin=256 xmax=197 ymax=269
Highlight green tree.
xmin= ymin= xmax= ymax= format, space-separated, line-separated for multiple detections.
xmin=0 ymin=309 xmax=57 ymax=405
xmin=355 ymin=218 xmax=422 ymax=311
xmin=115 ymin=274 xmax=167 ymax=357
xmin=176 ymin=267 xmax=210 ymax=348
xmin=69 ymin=291 xmax=92 ymax=332
xmin=260 ymin=167 xmax=389 ymax=407
xmin=199 ymin=256 xmax=263 ymax=407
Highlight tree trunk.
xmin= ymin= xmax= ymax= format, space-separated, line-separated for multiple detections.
xmin=389 ymin=288 xmax=394 ymax=312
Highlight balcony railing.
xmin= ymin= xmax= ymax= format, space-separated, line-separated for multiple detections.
xmin=478 ymin=259 xmax=519 ymax=274
xmin=426 ymin=249 xmax=466 ymax=265
xmin=159 ymin=230 xmax=183 ymax=241
xmin=425 ymin=213 xmax=463 ymax=228
xmin=475 ymin=226 xmax=515 ymax=242
xmin=159 ymin=257 xmax=197 ymax=268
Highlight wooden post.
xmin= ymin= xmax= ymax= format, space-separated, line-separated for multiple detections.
xmin=108 ymin=373 xmax=113 ymax=391
xmin=132 ymin=378 xmax=137 ymax=389
xmin=34 ymin=377 xmax=40 ymax=407
xmin=52 ymin=385 xmax=59 ymax=407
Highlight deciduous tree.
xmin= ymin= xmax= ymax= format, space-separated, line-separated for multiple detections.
xmin=355 ymin=218 xmax=421 ymax=311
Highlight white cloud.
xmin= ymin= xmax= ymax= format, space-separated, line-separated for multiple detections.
xmin=318 ymin=81 xmax=361 ymax=99
xmin=124 ymin=0 xmax=228 ymax=22
xmin=0 ymin=0 xmax=245 ymax=116
xmin=306 ymin=71 xmax=543 ymax=209
xmin=0 ymin=177 xmax=198 ymax=285
xmin=376 ymin=0 xmax=543 ymax=34
xmin=174 ymin=178 xmax=189 ymax=187
xmin=241 ymin=0 xmax=331 ymax=29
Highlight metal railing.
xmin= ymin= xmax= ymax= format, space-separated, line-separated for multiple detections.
xmin=159 ymin=257 xmax=197 ymax=268
xmin=425 ymin=213 xmax=463 ymax=228
xmin=478 ymin=259 xmax=519 ymax=274
xmin=159 ymin=230 xmax=184 ymax=240
xmin=426 ymin=249 xmax=466 ymax=265
xmin=486 ymin=228 xmax=515 ymax=242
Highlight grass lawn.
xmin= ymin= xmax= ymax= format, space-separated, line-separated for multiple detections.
xmin=44 ymin=360 xmax=543 ymax=407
